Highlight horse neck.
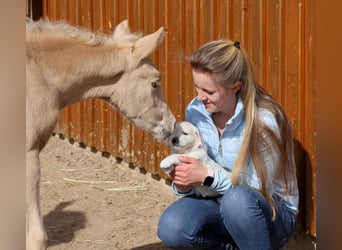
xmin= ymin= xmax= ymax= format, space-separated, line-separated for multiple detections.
xmin=30 ymin=40 xmax=130 ymax=108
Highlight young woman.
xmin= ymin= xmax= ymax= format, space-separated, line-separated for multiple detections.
xmin=158 ymin=40 xmax=299 ymax=249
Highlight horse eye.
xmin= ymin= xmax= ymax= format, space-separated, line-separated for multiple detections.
xmin=151 ymin=81 xmax=159 ymax=88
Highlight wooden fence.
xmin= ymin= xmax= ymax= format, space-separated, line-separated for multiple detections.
xmin=28 ymin=0 xmax=316 ymax=237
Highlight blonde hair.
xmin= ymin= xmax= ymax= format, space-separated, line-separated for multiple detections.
xmin=191 ymin=39 xmax=296 ymax=220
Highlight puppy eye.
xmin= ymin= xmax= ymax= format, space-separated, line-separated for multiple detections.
xmin=183 ymin=132 xmax=188 ymax=135
xmin=151 ymin=81 xmax=159 ymax=88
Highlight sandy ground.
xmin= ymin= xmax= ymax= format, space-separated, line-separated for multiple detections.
xmin=40 ymin=134 xmax=315 ymax=250
xmin=40 ymin=134 xmax=178 ymax=250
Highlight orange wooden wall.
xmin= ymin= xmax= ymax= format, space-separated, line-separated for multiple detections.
xmin=35 ymin=0 xmax=316 ymax=236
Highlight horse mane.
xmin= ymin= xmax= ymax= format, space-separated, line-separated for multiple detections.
xmin=26 ymin=18 xmax=143 ymax=47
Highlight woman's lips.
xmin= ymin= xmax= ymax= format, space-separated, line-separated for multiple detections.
xmin=203 ymin=101 xmax=212 ymax=108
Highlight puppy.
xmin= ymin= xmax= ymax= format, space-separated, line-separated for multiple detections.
xmin=160 ymin=121 xmax=220 ymax=197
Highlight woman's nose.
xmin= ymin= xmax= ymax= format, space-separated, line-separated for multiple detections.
xmin=197 ymin=91 xmax=207 ymax=101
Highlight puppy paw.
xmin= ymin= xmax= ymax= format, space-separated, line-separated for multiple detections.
xmin=160 ymin=155 xmax=180 ymax=174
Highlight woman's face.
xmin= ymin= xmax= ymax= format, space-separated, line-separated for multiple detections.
xmin=192 ymin=70 xmax=238 ymax=114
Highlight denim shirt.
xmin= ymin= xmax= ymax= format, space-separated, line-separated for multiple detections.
xmin=172 ymin=96 xmax=299 ymax=213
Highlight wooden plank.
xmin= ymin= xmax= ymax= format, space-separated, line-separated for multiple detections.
xmin=265 ymin=0 xmax=283 ymax=98
xmin=247 ymin=0 xmax=265 ymax=85
xmin=303 ymin=0 xmax=316 ymax=236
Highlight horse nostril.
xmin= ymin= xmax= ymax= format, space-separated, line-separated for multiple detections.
xmin=171 ymin=137 xmax=179 ymax=145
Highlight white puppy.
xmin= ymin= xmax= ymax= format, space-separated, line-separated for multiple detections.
xmin=160 ymin=121 xmax=220 ymax=197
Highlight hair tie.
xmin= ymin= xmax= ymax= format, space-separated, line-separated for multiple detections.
xmin=233 ymin=41 xmax=240 ymax=49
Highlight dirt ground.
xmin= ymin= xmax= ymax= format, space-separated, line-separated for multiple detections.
xmin=40 ymin=134 xmax=315 ymax=250
xmin=40 ymin=134 xmax=178 ymax=250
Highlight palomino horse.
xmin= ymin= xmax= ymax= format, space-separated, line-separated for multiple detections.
xmin=26 ymin=19 xmax=175 ymax=250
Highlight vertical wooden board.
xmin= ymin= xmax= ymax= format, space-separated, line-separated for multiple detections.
xmin=82 ymin=99 xmax=94 ymax=147
xmin=68 ymin=104 xmax=82 ymax=142
xmin=45 ymin=0 xmax=57 ymax=20
xmin=107 ymin=109 xmax=120 ymax=158
xmin=165 ymin=0 xmax=184 ymax=121
xmin=198 ymin=0 xmax=214 ymax=44
xmin=283 ymin=0 xmax=303 ymax=138
xmin=182 ymin=0 xmax=197 ymax=112
xmin=92 ymin=100 xmax=107 ymax=152
xmin=141 ymin=137 xmax=159 ymax=174
xmin=101 ymin=103 xmax=110 ymax=153
xmin=95 ymin=0 xmax=106 ymax=28
xmin=303 ymin=0 xmax=316 ymax=236
xmin=78 ymin=102 xmax=86 ymax=143
xmin=61 ymin=108 xmax=71 ymax=137
xmin=67 ymin=0 xmax=77 ymax=25
xmin=118 ymin=118 xmax=133 ymax=162
xmin=79 ymin=0 xmax=93 ymax=29
xmin=57 ymin=0 xmax=68 ymax=20
xmin=116 ymin=0 xmax=130 ymax=22
xmin=158 ymin=144 xmax=171 ymax=175
xmin=131 ymin=127 xmax=145 ymax=168
xmin=134 ymin=120 xmax=157 ymax=171
xmin=143 ymin=0 xmax=156 ymax=33
xmin=42 ymin=0 xmax=46 ymax=16
xmin=212 ymin=0 xmax=230 ymax=39
xmin=231 ymin=0 xmax=243 ymax=42
xmin=102 ymin=0 xmax=114 ymax=33
xmin=246 ymin=0 xmax=265 ymax=85
xmin=128 ymin=1 xmax=144 ymax=29
xmin=265 ymin=0 xmax=283 ymax=99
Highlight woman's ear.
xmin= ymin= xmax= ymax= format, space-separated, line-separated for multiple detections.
xmin=232 ymin=81 xmax=242 ymax=94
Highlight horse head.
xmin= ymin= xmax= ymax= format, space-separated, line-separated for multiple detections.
xmin=104 ymin=21 xmax=176 ymax=142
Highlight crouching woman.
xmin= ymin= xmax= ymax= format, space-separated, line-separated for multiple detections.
xmin=157 ymin=39 xmax=299 ymax=250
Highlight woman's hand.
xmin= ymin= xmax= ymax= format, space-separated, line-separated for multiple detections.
xmin=169 ymin=156 xmax=208 ymax=192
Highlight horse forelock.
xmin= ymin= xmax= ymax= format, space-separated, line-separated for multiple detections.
xmin=26 ymin=19 xmax=142 ymax=47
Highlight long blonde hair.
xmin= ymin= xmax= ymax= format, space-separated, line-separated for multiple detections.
xmin=191 ymin=39 xmax=296 ymax=219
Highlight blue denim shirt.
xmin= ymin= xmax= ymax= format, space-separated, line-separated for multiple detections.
xmin=172 ymin=96 xmax=299 ymax=213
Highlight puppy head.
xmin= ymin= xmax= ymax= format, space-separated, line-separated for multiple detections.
xmin=168 ymin=121 xmax=203 ymax=153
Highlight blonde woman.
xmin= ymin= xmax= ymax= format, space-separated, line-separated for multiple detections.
xmin=158 ymin=40 xmax=299 ymax=249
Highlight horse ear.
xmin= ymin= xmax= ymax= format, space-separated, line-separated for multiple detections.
xmin=112 ymin=20 xmax=130 ymax=39
xmin=132 ymin=27 xmax=165 ymax=60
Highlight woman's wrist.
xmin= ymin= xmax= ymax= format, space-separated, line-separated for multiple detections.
xmin=174 ymin=185 xmax=192 ymax=194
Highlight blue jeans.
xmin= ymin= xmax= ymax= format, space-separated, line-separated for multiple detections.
xmin=157 ymin=186 xmax=297 ymax=250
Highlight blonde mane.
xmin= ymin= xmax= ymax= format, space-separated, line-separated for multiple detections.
xmin=26 ymin=18 xmax=143 ymax=46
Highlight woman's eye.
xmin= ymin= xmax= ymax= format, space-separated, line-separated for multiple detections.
xmin=151 ymin=81 xmax=159 ymax=88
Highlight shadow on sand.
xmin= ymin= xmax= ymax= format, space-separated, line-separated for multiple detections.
xmin=43 ymin=200 xmax=86 ymax=247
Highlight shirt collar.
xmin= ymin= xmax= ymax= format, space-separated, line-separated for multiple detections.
xmin=226 ymin=95 xmax=244 ymax=129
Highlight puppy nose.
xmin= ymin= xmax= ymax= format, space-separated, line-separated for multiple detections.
xmin=171 ymin=137 xmax=179 ymax=145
